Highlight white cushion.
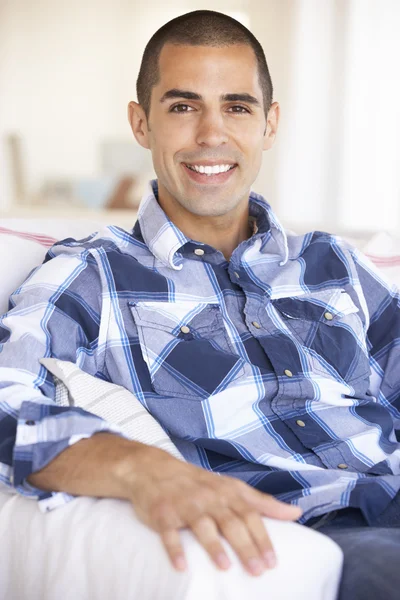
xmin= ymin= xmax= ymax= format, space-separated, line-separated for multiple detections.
xmin=362 ymin=231 xmax=400 ymax=287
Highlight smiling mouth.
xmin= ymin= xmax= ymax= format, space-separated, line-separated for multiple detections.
xmin=184 ymin=163 xmax=237 ymax=176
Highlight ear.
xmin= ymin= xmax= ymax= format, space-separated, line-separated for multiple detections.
xmin=263 ymin=102 xmax=280 ymax=151
xmin=127 ymin=101 xmax=150 ymax=149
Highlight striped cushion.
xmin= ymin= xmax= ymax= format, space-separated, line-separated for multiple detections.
xmin=0 ymin=226 xmax=56 ymax=247
xmin=40 ymin=358 xmax=185 ymax=461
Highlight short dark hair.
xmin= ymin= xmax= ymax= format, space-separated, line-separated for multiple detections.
xmin=136 ymin=10 xmax=273 ymax=120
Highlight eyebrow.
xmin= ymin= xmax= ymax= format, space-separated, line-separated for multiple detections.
xmin=159 ymin=89 xmax=261 ymax=107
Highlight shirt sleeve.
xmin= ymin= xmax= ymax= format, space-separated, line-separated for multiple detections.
xmin=348 ymin=244 xmax=400 ymax=429
xmin=0 ymin=243 xmax=123 ymax=512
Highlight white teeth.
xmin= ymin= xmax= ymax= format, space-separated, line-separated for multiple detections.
xmin=187 ymin=164 xmax=234 ymax=175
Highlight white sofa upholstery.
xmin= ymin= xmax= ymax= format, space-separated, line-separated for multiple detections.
xmin=0 ymin=491 xmax=343 ymax=600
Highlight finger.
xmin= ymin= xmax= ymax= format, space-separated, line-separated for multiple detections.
xmin=149 ymin=499 xmax=184 ymax=532
xmin=216 ymin=508 xmax=267 ymax=577
xmin=236 ymin=483 xmax=302 ymax=521
xmin=161 ymin=529 xmax=187 ymax=572
xmin=190 ymin=515 xmax=231 ymax=571
xmin=240 ymin=509 xmax=277 ymax=569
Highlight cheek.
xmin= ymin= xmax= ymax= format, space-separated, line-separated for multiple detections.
xmin=249 ymin=123 xmax=266 ymax=142
xmin=148 ymin=133 xmax=171 ymax=167
xmin=151 ymin=125 xmax=192 ymax=165
xmin=155 ymin=113 xmax=194 ymax=142
xmin=232 ymin=122 xmax=265 ymax=152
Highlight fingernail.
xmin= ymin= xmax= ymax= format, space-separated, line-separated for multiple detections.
xmin=174 ymin=555 xmax=187 ymax=571
xmin=263 ymin=551 xmax=277 ymax=569
xmin=216 ymin=553 xmax=231 ymax=569
xmin=248 ymin=557 xmax=264 ymax=575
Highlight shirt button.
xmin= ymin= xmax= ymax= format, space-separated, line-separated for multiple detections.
xmin=194 ymin=248 xmax=204 ymax=256
xmin=324 ymin=311 xmax=334 ymax=321
xmin=284 ymin=369 xmax=293 ymax=377
xmin=180 ymin=326 xmax=190 ymax=334
xmin=252 ymin=321 xmax=261 ymax=329
xmin=296 ymin=420 xmax=306 ymax=427
xmin=25 ymin=420 xmax=36 ymax=426
xmin=234 ymin=271 xmax=240 ymax=279
xmin=337 ymin=463 xmax=348 ymax=470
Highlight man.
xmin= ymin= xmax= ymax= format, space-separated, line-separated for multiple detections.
xmin=1 ymin=10 xmax=400 ymax=599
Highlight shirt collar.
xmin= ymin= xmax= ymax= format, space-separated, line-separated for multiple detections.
xmin=135 ymin=180 xmax=288 ymax=270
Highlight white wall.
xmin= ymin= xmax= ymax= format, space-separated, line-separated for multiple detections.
xmin=253 ymin=0 xmax=348 ymax=227
xmin=0 ymin=0 xmax=178 ymax=204
xmin=252 ymin=0 xmax=400 ymax=232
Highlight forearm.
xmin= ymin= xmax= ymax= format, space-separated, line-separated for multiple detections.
xmin=26 ymin=432 xmax=147 ymax=500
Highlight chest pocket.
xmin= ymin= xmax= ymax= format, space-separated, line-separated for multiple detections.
xmin=272 ymin=288 xmax=370 ymax=384
xmin=129 ymin=302 xmax=244 ymax=400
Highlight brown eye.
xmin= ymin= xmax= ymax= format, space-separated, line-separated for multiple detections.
xmin=170 ymin=104 xmax=194 ymax=113
xmin=229 ymin=105 xmax=250 ymax=114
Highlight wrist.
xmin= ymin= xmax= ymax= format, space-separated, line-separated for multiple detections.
xmin=112 ymin=439 xmax=157 ymax=498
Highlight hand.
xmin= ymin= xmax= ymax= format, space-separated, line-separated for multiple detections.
xmin=124 ymin=445 xmax=302 ymax=576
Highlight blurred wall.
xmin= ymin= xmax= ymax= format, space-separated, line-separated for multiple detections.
xmin=1 ymin=0 xmax=399 ymax=232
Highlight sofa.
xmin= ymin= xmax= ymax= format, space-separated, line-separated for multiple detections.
xmin=0 ymin=215 xmax=398 ymax=600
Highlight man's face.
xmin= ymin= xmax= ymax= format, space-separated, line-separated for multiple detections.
xmin=130 ymin=43 xmax=277 ymax=218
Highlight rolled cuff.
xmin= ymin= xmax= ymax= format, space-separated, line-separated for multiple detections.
xmin=12 ymin=400 xmax=125 ymax=511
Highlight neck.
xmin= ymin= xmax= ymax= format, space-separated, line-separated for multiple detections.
xmin=157 ymin=186 xmax=252 ymax=261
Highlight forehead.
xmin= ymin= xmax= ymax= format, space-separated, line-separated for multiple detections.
xmin=155 ymin=43 xmax=261 ymax=97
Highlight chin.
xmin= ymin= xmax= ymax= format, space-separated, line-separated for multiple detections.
xmin=183 ymin=201 xmax=239 ymax=218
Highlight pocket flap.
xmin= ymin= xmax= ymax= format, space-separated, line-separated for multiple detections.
xmin=128 ymin=301 xmax=244 ymax=399
xmin=129 ymin=301 xmax=222 ymax=335
xmin=272 ymin=288 xmax=359 ymax=323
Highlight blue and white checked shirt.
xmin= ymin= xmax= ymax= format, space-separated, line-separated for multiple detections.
xmin=1 ymin=180 xmax=400 ymax=523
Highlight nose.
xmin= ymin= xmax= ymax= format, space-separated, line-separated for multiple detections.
xmin=195 ymin=109 xmax=229 ymax=148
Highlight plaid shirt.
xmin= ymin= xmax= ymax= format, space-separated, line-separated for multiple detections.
xmin=1 ymin=180 xmax=400 ymax=523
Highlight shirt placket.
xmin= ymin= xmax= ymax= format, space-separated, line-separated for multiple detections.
xmin=243 ymin=294 xmax=348 ymax=469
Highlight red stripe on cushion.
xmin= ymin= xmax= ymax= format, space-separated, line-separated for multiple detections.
xmin=0 ymin=227 xmax=57 ymax=248
xmin=366 ymin=254 xmax=400 ymax=266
